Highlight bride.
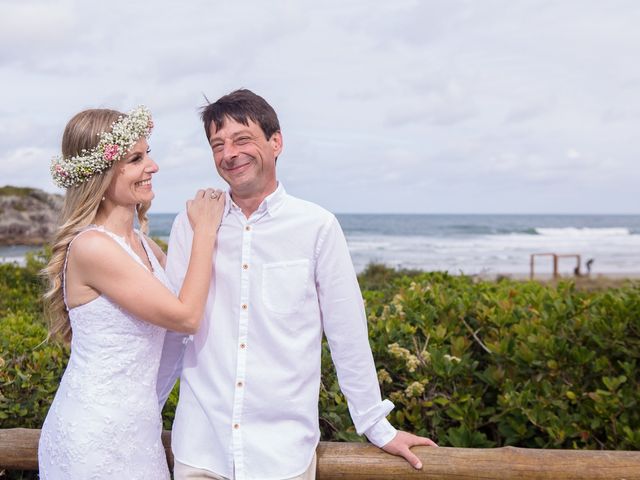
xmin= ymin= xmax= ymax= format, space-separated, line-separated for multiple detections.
xmin=38 ymin=106 xmax=224 ymax=479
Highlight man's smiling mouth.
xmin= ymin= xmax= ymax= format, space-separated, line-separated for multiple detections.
xmin=225 ymin=162 xmax=251 ymax=172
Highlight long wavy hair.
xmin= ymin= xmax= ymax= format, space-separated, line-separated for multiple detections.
xmin=43 ymin=109 xmax=152 ymax=342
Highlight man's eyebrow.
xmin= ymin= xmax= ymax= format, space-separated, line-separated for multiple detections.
xmin=210 ymin=130 xmax=254 ymax=144
xmin=229 ymin=130 xmax=253 ymax=138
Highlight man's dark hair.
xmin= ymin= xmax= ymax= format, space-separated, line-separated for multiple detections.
xmin=200 ymin=89 xmax=280 ymax=141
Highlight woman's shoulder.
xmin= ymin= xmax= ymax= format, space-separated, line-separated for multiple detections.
xmin=71 ymin=228 xmax=115 ymax=249
xmin=68 ymin=229 xmax=125 ymax=265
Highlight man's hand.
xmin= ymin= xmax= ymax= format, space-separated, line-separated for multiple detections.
xmin=381 ymin=430 xmax=438 ymax=470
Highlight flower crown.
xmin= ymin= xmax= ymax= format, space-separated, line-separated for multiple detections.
xmin=51 ymin=105 xmax=153 ymax=188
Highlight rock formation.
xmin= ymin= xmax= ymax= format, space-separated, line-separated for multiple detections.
xmin=0 ymin=186 xmax=64 ymax=246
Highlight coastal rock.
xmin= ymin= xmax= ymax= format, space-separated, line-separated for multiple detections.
xmin=0 ymin=186 xmax=64 ymax=246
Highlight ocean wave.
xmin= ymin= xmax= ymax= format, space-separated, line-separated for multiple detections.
xmin=449 ymin=225 xmax=538 ymax=235
xmin=534 ymin=227 xmax=631 ymax=237
xmin=347 ymin=239 xmax=392 ymax=251
xmin=0 ymin=256 xmax=27 ymax=266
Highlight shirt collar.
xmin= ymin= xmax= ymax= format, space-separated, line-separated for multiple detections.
xmin=224 ymin=182 xmax=286 ymax=218
xmin=223 ymin=190 xmax=234 ymax=217
xmin=262 ymin=182 xmax=286 ymax=216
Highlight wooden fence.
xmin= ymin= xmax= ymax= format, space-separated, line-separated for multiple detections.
xmin=2 ymin=428 xmax=640 ymax=479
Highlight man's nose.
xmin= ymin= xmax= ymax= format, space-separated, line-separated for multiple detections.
xmin=222 ymin=141 xmax=239 ymax=160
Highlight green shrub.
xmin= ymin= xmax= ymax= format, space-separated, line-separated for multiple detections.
xmin=0 ymin=252 xmax=47 ymax=318
xmin=318 ymin=268 xmax=640 ymax=449
xmin=2 ymin=258 xmax=639 ymax=458
xmin=0 ymin=250 xmax=66 ymax=432
xmin=0 ymin=312 xmax=68 ymax=428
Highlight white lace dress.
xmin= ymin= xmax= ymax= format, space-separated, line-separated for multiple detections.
xmin=38 ymin=226 xmax=171 ymax=479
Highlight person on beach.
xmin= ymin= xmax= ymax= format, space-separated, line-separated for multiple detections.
xmin=157 ymin=89 xmax=438 ymax=480
xmin=38 ymin=106 xmax=225 ymax=479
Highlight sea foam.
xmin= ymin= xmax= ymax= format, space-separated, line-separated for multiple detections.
xmin=535 ymin=227 xmax=631 ymax=237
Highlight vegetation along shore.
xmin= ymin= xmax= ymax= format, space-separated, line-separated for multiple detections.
xmin=2 ymin=255 xmax=638 ymax=451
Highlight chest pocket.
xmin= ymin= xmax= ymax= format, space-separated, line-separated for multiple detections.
xmin=262 ymin=259 xmax=310 ymax=315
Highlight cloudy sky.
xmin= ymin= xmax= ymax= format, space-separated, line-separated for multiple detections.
xmin=1 ymin=0 xmax=639 ymax=214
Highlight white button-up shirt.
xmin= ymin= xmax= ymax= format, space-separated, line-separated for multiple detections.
xmin=157 ymin=184 xmax=396 ymax=480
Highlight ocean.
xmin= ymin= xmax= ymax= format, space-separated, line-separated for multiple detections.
xmin=3 ymin=214 xmax=640 ymax=276
xmin=141 ymin=213 xmax=640 ymax=276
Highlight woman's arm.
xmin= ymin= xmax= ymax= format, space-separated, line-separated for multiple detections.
xmin=70 ymin=189 xmax=224 ymax=333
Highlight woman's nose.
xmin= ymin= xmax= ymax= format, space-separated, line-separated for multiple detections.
xmin=147 ymin=158 xmax=159 ymax=173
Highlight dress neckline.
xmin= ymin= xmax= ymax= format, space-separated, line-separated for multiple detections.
xmin=90 ymin=224 xmax=155 ymax=274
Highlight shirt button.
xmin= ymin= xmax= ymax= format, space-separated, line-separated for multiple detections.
xmin=241 ymin=304 xmax=248 ymax=310
xmin=242 ymin=264 xmax=249 ymax=270
xmin=234 ymin=423 xmax=240 ymax=429
xmin=240 ymin=343 xmax=246 ymax=349
xmin=245 ymin=225 xmax=251 ymax=231
xmin=237 ymin=381 xmax=243 ymax=387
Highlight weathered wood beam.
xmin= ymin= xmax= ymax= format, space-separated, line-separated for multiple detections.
xmin=316 ymin=441 xmax=640 ymax=479
xmin=0 ymin=428 xmax=39 ymax=470
xmin=2 ymin=428 xmax=640 ymax=479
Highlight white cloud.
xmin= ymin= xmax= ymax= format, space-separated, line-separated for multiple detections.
xmin=1 ymin=0 xmax=640 ymax=213
xmin=1 ymin=146 xmax=57 ymax=191
xmin=0 ymin=1 xmax=76 ymax=51
xmin=567 ymin=149 xmax=581 ymax=160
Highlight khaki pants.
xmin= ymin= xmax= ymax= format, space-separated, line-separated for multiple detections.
xmin=173 ymin=454 xmax=317 ymax=480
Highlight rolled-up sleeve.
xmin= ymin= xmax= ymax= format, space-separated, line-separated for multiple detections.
xmin=315 ymin=216 xmax=397 ymax=447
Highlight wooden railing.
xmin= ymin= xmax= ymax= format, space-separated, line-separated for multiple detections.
xmin=2 ymin=428 xmax=640 ymax=479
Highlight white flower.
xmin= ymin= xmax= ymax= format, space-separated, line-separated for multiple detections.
xmin=51 ymin=106 xmax=153 ymax=188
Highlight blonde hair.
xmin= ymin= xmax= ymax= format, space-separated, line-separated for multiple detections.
xmin=43 ymin=109 xmax=151 ymax=342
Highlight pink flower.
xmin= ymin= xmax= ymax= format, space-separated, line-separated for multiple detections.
xmin=55 ymin=164 xmax=67 ymax=176
xmin=103 ymin=144 xmax=120 ymax=161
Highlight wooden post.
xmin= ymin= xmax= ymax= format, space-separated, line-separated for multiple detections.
xmin=2 ymin=429 xmax=640 ymax=479
xmin=529 ymin=254 xmax=534 ymax=279
xmin=530 ymin=253 xmax=558 ymax=280
xmin=555 ymin=254 xmax=582 ymax=277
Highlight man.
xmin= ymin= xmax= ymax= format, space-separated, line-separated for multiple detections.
xmin=157 ymin=89 xmax=437 ymax=480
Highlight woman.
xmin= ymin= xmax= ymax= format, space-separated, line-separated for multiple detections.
xmin=38 ymin=106 xmax=224 ymax=479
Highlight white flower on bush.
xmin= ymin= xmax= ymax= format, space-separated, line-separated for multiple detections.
xmin=377 ymin=368 xmax=393 ymax=384
xmin=405 ymin=381 xmax=425 ymax=398
xmin=388 ymin=342 xmax=420 ymax=372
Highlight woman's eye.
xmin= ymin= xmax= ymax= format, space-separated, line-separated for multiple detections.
xmin=146 ymin=148 xmax=151 ymax=154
